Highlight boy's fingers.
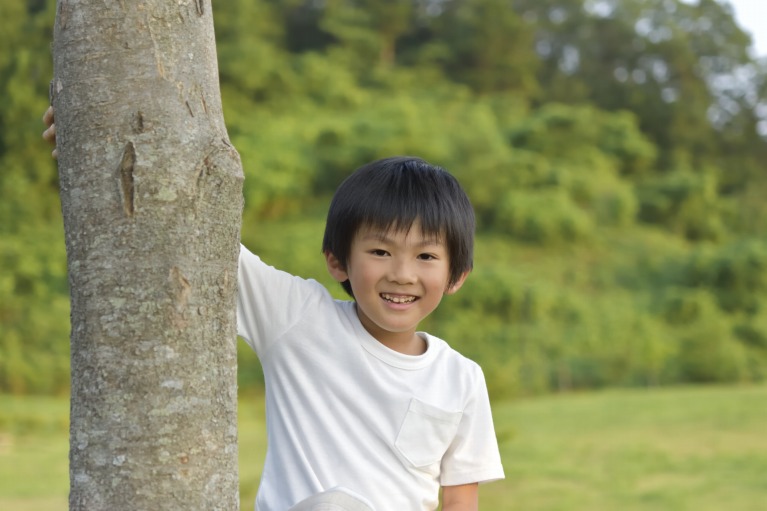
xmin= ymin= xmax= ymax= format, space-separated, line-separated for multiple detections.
xmin=43 ymin=105 xmax=55 ymax=125
xmin=42 ymin=106 xmax=59 ymax=159
xmin=42 ymin=123 xmax=56 ymax=143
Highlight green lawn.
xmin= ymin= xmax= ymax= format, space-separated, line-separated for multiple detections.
xmin=2 ymin=385 xmax=766 ymax=510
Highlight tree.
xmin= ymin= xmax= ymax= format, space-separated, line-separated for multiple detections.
xmin=512 ymin=0 xmax=757 ymax=171
xmin=52 ymin=0 xmax=243 ymax=508
xmin=423 ymin=0 xmax=539 ymax=95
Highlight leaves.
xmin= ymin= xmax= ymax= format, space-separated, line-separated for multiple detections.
xmin=2 ymin=0 xmax=766 ymax=395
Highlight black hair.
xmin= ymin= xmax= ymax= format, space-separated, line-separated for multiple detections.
xmin=322 ymin=156 xmax=475 ymax=297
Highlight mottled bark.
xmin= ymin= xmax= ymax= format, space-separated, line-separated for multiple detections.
xmin=52 ymin=1 xmax=243 ymax=509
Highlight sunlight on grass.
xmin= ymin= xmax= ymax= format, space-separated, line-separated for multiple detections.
xmin=2 ymin=385 xmax=766 ymax=510
xmin=0 ymin=395 xmax=69 ymax=511
xmin=485 ymin=385 xmax=767 ymax=510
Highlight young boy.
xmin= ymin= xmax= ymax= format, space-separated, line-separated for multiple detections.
xmin=43 ymin=111 xmax=504 ymax=510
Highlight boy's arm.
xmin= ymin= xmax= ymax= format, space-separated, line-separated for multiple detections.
xmin=441 ymin=483 xmax=478 ymax=511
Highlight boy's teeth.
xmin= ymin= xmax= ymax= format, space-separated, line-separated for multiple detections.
xmin=382 ymin=293 xmax=415 ymax=303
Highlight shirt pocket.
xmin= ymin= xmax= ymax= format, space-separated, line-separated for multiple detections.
xmin=394 ymin=398 xmax=463 ymax=469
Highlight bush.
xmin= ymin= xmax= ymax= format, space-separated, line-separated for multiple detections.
xmin=676 ymin=321 xmax=750 ymax=383
xmin=496 ymin=190 xmax=594 ymax=245
xmin=679 ymin=240 xmax=767 ymax=314
xmin=636 ymin=171 xmax=724 ymax=241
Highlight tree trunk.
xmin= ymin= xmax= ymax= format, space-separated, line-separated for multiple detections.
xmin=52 ymin=1 xmax=243 ymax=509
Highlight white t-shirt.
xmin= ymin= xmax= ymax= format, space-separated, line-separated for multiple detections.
xmin=237 ymin=245 xmax=504 ymax=511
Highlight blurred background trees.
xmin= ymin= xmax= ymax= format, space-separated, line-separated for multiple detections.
xmin=2 ymin=0 xmax=765 ymax=397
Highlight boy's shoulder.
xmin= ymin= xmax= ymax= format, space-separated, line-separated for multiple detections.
xmin=420 ymin=332 xmax=485 ymax=380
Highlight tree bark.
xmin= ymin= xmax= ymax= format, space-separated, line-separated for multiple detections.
xmin=52 ymin=1 xmax=243 ymax=509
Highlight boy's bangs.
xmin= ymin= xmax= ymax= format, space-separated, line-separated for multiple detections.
xmin=358 ymin=184 xmax=448 ymax=242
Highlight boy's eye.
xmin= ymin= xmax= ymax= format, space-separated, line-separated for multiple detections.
xmin=417 ymin=253 xmax=437 ymax=261
xmin=370 ymin=249 xmax=389 ymax=256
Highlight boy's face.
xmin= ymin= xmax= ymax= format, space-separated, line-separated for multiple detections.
xmin=325 ymin=222 xmax=468 ymax=354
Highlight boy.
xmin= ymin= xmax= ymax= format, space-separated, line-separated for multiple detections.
xmin=43 ymin=111 xmax=504 ymax=510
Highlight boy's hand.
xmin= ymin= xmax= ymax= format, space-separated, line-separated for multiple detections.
xmin=42 ymin=106 xmax=58 ymax=159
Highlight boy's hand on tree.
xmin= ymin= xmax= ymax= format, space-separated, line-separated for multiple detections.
xmin=42 ymin=106 xmax=58 ymax=159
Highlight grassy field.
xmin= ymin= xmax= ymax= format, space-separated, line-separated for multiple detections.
xmin=1 ymin=385 xmax=766 ymax=510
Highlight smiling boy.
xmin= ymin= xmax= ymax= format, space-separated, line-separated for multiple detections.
xmin=237 ymin=156 xmax=504 ymax=510
xmin=325 ymin=222 xmax=461 ymax=355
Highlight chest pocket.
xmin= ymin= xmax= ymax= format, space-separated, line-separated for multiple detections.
xmin=395 ymin=398 xmax=463 ymax=469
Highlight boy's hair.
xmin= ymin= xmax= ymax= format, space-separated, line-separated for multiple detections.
xmin=322 ymin=156 xmax=475 ymax=297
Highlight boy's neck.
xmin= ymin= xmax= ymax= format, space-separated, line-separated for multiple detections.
xmin=354 ymin=303 xmax=427 ymax=355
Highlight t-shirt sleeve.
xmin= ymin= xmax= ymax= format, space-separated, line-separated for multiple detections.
xmin=439 ymin=365 xmax=505 ymax=486
xmin=236 ymin=244 xmax=320 ymax=356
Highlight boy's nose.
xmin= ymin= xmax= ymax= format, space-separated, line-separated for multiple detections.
xmin=387 ymin=259 xmax=416 ymax=285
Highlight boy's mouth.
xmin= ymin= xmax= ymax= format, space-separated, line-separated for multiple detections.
xmin=380 ymin=293 xmax=417 ymax=304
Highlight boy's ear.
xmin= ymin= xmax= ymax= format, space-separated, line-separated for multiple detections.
xmin=445 ymin=270 xmax=470 ymax=295
xmin=324 ymin=251 xmax=349 ymax=283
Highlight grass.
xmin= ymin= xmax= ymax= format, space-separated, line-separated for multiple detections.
xmin=0 ymin=395 xmax=69 ymax=511
xmin=1 ymin=385 xmax=766 ymax=510
xmin=483 ymin=385 xmax=767 ymax=510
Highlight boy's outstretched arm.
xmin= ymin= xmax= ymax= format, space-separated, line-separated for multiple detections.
xmin=441 ymin=483 xmax=478 ymax=511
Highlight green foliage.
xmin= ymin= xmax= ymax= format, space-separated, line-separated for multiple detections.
xmin=496 ymin=189 xmax=595 ymax=244
xmin=0 ymin=228 xmax=70 ymax=395
xmin=513 ymin=0 xmax=755 ymax=170
xmin=419 ymin=0 xmax=539 ymax=94
xmin=676 ymin=319 xmax=750 ymax=383
xmin=637 ymin=170 xmax=725 ymax=241
xmin=487 ymin=104 xmax=651 ymax=242
xmin=676 ymin=239 xmax=767 ymax=314
xmin=509 ymin=104 xmax=657 ymax=176
xmin=0 ymin=0 xmax=69 ymax=394
xmin=2 ymin=0 xmax=767 ymax=395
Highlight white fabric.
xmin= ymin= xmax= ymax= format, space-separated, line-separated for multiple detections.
xmin=288 ymin=486 xmax=375 ymax=511
xmin=237 ymin=245 xmax=504 ymax=511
